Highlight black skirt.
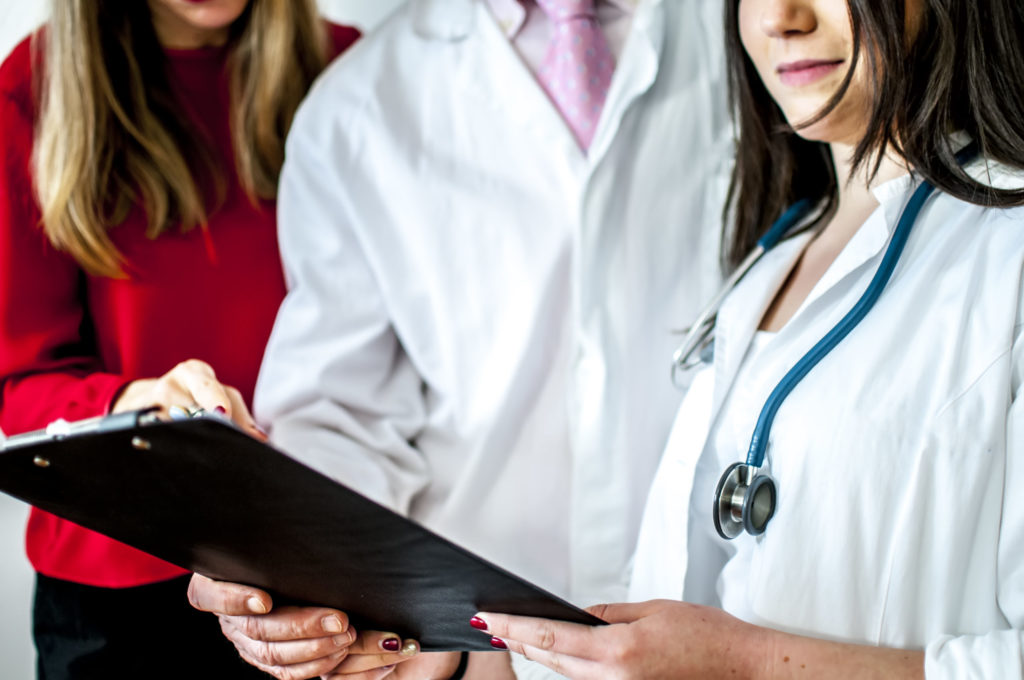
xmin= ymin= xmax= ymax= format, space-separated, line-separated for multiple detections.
xmin=33 ymin=573 xmax=271 ymax=680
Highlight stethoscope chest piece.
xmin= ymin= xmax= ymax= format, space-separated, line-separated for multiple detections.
xmin=713 ymin=463 xmax=777 ymax=539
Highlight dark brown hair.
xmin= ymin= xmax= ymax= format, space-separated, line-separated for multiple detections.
xmin=723 ymin=0 xmax=1024 ymax=269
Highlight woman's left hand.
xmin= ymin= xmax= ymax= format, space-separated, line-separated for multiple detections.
xmin=472 ymin=599 xmax=768 ymax=680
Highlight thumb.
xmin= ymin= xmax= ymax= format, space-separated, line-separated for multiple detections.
xmin=187 ymin=573 xmax=273 ymax=616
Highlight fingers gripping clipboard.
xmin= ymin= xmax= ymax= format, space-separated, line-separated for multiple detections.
xmin=0 ymin=411 xmax=604 ymax=650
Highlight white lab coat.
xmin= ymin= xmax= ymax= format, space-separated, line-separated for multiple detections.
xmin=631 ymin=161 xmax=1024 ymax=678
xmin=256 ymin=0 xmax=729 ymax=651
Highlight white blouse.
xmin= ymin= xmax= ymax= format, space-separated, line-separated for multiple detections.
xmin=631 ymin=160 xmax=1024 ymax=679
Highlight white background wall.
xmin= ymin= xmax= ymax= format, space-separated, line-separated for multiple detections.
xmin=0 ymin=1 xmax=404 ymax=676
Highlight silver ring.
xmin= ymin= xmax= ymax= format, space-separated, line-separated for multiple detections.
xmin=170 ymin=404 xmax=204 ymax=420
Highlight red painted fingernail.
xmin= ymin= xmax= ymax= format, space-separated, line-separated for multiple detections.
xmin=490 ymin=637 xmax=507 ymax=650
xmin=214 ymin=406 xmax=227 ymax=415
xmin=469 ymin=616 xmax=488 ymax=631
xmin=382 ymin=637 xmax=401 ymax=652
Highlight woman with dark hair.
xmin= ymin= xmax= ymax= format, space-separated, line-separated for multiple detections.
xmin=0 ymin=1 xmax=358 ymax=677
xmin=465 ymin=0 xmax=1024 ymax=677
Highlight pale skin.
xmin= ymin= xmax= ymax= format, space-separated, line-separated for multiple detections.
xmin=471 ymin=602 xmax=922 ymax=680
xmin=464 ymin=0 xmax=930 ymax=677
xmin=753 ymin=0 xmax=919 ymax=333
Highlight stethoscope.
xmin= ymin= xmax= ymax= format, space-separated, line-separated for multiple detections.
xmin=672 ymin=147 xmax=974 ymax=540
xmin=670 ymin=199 xmax=814 ymax=384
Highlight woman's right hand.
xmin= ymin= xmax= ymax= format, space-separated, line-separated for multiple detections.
xmin=112 ymin=359 xmax=264 ymax=439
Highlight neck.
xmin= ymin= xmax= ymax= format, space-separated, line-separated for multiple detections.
xmin=820 ymin=141 xmax=910 ymax=248
xmin=754 ymin=140 xmax=913 ymax=332
xmin=831 ymin=142 xmax=910 ymax=214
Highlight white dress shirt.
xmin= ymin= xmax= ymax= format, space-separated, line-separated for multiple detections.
xmin=256 ymin=1 xmax=729 ymax=676
xmin=631 ymin=160 xmax=1024 ymax=679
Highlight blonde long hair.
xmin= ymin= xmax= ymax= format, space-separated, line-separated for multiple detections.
xmin=32 ymin=0 xmax=328 ymax=277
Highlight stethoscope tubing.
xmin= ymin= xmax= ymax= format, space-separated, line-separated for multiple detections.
xmin=671 ymin=199 xmax=814 ymax=383
xmin=702 ymin=144 xmax=977 ymax=539
xmin=744 ymin=180 xmax=938 ymax=467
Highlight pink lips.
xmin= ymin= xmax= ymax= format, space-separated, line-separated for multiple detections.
xmin=777 ymin=59 xmax=844 ymax=87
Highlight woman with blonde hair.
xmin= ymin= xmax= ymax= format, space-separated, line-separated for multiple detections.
xmin=0 ymin=1 xmax=358 ymax=676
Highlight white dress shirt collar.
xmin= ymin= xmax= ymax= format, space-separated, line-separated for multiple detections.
xmin=485 ymin=0 xmax=639 ymax=39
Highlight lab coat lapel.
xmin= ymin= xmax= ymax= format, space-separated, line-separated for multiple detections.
xmin=455 ymin=1 xmax=588 ymax=165
xmin=792 ymin=180 xmax=914 ymax=317
xmin=709 ymin=234 xmax=814 ymax=418
xmin=635 ymin=235 xmax=812 ymax=602
xmin=587 ymin=0 xmax=665 ymax=164
xmin=799 ymin=218 xmax=890 ymax=317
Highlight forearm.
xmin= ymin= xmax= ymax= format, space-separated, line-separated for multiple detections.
xmin=261 ymin=129 xmax=432 ymax=512
xmin=0 ymin=370 xmax=128 ymax=434
xmin=756 ymin=628 xmax=924 ymax=680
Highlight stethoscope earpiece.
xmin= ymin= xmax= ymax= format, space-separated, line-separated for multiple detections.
xmin=713 ymin=463 xmax=777 ymax=540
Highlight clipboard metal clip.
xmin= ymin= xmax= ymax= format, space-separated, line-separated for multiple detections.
xmin=1 ymin=408 xmax=161 ymax=453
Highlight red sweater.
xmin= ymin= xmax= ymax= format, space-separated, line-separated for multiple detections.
xmin=0 ymin=24 xmax=359 ymax=588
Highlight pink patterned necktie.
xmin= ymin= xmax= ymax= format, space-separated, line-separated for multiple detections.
xmin=535 ymin=0 xmax=615 ymax=152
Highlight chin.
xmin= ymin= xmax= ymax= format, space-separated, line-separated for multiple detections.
xmin=783 ymin=102 xmax=866 ymax=147
xmin=789 ymin=120 xmax=836 ymax=144
xmin=174 ymin=0 xmax=250 ymax=27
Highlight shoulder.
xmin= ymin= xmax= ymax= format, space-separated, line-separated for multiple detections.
xmin=903 ymin=170 xmax=1024 ymax=299
xmin=955 ymin=159 xmax=1024 ymax=235
xmin=963 ymin=157 xmax=1024 ymax=192
xmin=296 ymin=5 xmax=442 ymax=136
xmin=934 ymin=188 xmax=1024 ymax=242
xmin=921 ymin=156 xmax=1024 ymax=235
xmin=317 ymin=4 xmax=424 ymax=85
xmin=325 ymin=21 xmax=361 ymax=61
xmin=304 ymin=2 xmax=481 ymax=112
xmin=0 ymin=33 xmax=38 ymax=116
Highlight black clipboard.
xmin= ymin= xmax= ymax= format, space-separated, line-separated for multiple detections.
xmin=0 ymin=411 xmax=604 ymax=650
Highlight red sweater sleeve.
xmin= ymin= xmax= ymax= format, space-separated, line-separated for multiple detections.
xmin=0 ymin=39 xmax=128 ymax=437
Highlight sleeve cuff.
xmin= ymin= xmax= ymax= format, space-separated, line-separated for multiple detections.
xmin=925 ymin=631 xmax=1024 ymax=679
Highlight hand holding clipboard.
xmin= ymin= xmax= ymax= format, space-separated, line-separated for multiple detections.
xmin=0 ymin=411 xmax=604 ymax=653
